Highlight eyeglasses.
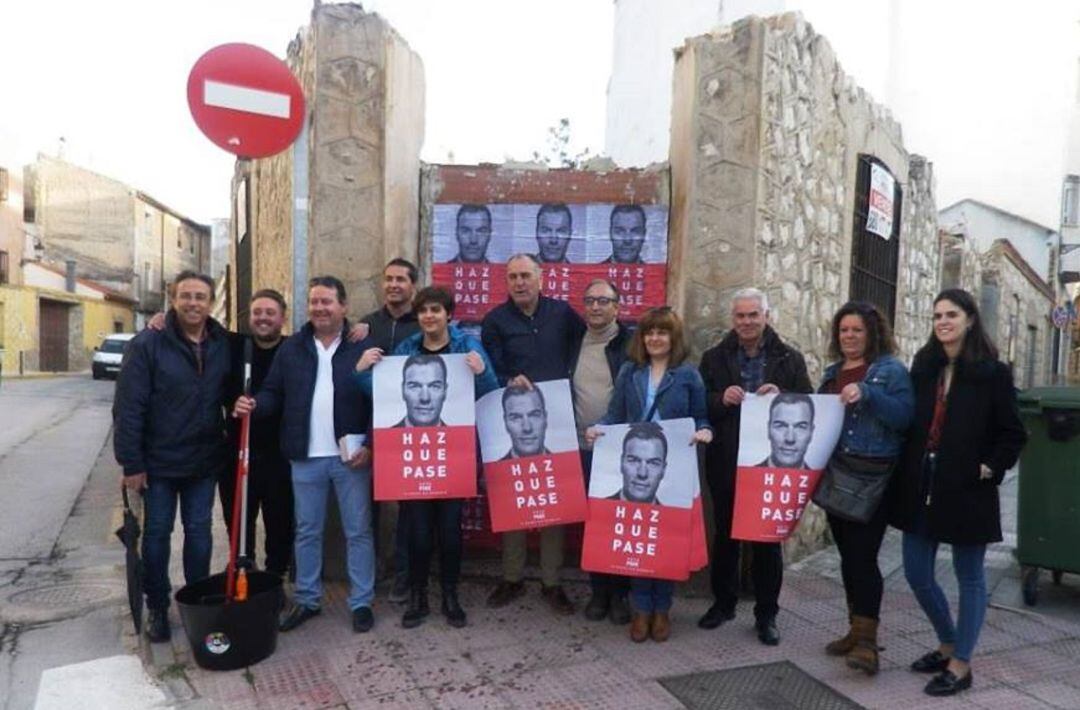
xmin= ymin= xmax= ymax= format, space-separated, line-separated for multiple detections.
xmin=583 ymin=296 xmax=618 ymax=307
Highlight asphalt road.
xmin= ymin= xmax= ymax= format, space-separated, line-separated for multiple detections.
xmin=0 ymin=376 xmax=127 ymax=710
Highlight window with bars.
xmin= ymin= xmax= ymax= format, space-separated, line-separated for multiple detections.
xmin=0 ymin=250 xmax=8 ymax=284
xmin=849 ymin=155 xmax=902 ymax=324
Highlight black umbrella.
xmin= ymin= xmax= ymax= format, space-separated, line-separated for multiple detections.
xmin=114 ymin=486 xmax=144 ymax=634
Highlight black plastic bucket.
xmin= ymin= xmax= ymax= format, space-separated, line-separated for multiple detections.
xmin=175 ymin=571 xmax=284 ymax=671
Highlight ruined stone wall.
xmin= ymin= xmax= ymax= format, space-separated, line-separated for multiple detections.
xmin=894 ymin=156 xmax=939 ymax=360
xmin=238 ymin=4 xmax=424 ymax=326
xmin=981 ymin=241 xmax=1054 ymax=388
xmin=671 ymin=13 xmax=939 ymax=559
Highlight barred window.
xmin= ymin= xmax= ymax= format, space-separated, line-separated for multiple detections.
xmin=849 ymin=155 xmax=902 ymax=323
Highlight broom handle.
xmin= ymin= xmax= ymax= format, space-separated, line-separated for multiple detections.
xmin=225 ymin=342 xmax=254 ymax=601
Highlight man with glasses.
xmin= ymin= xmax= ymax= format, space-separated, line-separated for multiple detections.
xmin=114 ymin=270 xmax=232 ymax=643
xmin=569 ymin=279 xmax=633 ymax=624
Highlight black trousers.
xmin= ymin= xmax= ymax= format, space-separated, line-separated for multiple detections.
xmin=581 ymin=449 xmax=629 ymax=597
xmin=707 ymin=471 xmax=782 ymax=622
xmin=404 ymin=499 xmax=462 ymax=591
xmin=827 ymin=501 xmax=890 ymax=619
xmin=218 ymin=450 xmax=294 ymax=577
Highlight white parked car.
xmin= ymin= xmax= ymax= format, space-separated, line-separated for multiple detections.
xmin=91 ymin=333 xmax=136 ymax=380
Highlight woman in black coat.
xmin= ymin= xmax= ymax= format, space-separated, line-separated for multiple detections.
xmin=892 ymin=289 xmax=1026 ymax=697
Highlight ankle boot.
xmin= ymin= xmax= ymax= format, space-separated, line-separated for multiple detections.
xmin=630 ymin=611 xmax=651 ymax=643
xmin=846 ymin=615 xmax=879 ymax=675
xmin=825 ymin=615 xmax=856 ymax=656
xmin=401 ymin=587 xmax=429 ymax=629
xmin=441 ymin=586 xmax=467 ymax=628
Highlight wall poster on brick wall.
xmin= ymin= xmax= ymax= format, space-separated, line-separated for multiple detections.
xmin=431 ymin=201 xmax=669 ymax=322
xmin=865 ymin=162 xmax=896 ymax=240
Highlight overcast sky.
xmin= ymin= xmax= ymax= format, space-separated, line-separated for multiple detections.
xmin=0 ymin=0 xmax=1076 ymax=229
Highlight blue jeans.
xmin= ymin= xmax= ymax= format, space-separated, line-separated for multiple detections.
xmin=902 ymin=531 xmax=988 ymax=662
xmin=630 ymin=578 xmax=675 ymax=613
xmin=142 ymin=475 xmax=216 ymax=610
xmin=291 ymin=457 xmax=374 ymax=611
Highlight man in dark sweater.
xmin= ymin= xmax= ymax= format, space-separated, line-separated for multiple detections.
xmin=114 ymin=271 xmax=231 ymax=643
xmin=481 ymin=253 xmax=585 ymax=614
xmin=697 ymin=288 xmax=812 ymax=647
xmin=220 ymin=289 xmax=293 ymax=579
xmin=360 ymin=258 xmax=420 ymax=603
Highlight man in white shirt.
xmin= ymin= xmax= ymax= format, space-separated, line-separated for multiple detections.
xmin=234 ymin=276 xmax=376 ymax=633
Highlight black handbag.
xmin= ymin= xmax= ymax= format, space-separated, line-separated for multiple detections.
xmin=812 ymin=452 xmax=896 ymax=523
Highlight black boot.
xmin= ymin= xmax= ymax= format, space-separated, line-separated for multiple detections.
xmin=442 ymin=586 xmax=467 ymax=628
xmin=146 ymin=608 xmax=171 ymax=643
xmin=401 ymin=587 xmax=429 ymax=629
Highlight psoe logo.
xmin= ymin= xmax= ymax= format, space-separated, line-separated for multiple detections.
xmin=205 ymin=631 xmax=231 ymax=655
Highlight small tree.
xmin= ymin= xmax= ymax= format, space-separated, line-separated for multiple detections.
xmin=532 ymin=118 xmax=591 ymax=168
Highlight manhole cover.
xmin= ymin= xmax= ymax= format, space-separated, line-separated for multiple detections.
xmin=8 ymin=583 xmax=119 ymax=609
xmin=660 ymin=661 xmax=864 ymax=710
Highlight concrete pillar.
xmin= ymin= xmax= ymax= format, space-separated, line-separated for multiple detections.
xmin=234 ymin=4 xmax=425 ymax=581
xmin=236 ymin=4 xmax=425 ymax=328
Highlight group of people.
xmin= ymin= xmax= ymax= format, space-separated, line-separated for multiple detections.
xmin=114 ymin=252 xmax=1025 ymax=699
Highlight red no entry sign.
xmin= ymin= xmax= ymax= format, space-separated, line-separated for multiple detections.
xmin=186 ymin=43 xmax=306 ymax=158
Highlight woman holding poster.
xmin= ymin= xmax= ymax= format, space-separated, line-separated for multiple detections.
xmin=815 ymin=302 xmax=913 ymax=675
xmin=892 ymin=289 xmax=1025 ymax=697
xmin=355 ymin=286 xmax=498 ymax=629
xmin=586 ymin=307 xmax=711 ymax=642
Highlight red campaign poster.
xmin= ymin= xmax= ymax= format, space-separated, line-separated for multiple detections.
xmin=483 ymin=451 xmax=587 ymax=532
xmin=431 ymin=263 xmax=666 ymax=323
xmin=580 ymin=418 xmax=699 ymax=581
xmin=475 ymin=380 xmax=587 ymax=533
xmin=374 ymin=426 xmax=477 ymax=501
xmin=581 ymin=499 xmax=692 ymax=581
xmin=689 ymin=496 xmax=708 ymax=571
xmin=431 ymin=263 xmax=508 ymax=323
xmin=730 ymin=393 xmax=844 ymax=542
xmin=371 ymin=353 xmax=479 ymax=501
xmin=429 ymin=202 xmax=669 ymax=324
xmin=730 ymin=466 xmax=822 ymax=542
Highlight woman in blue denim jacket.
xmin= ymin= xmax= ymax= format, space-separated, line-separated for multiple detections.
xmin=817 ymin=301 xmax=913 ymax=675
xmin=354 ymin=286 xmax=497 ymax=631
xmin=585 ymin=307 xmax=712 ymax=644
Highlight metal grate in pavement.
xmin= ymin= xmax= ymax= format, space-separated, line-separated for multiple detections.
xmin=659 ymin=661 xmax=864 ymax=710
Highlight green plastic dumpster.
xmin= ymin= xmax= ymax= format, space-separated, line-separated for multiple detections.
xmin=1016 ymin=386 xmax=1080 ymax=606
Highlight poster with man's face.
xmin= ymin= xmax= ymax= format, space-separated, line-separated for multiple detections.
xmin=372 ymin=354 xmax=478 ymax=501
xmin=476 ymin=380 xmax=586 ymax=532
xmin=732 ymin=393 xmax=844 ymax=542
xmin=581 ymin=418 xmax=698 ymax=581
xmin=430 ymin=198 xmax=669 ymax=322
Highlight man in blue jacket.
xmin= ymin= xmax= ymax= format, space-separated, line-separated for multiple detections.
xmin=233 ymin=276 xmax=376 ymax=633
xmin=481 ymin=253 xmax=585 ymax=614
xmin=114 ymin=271 xmax=231 ymax=643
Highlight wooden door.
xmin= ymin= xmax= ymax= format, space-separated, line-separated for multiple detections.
xmin=39 ymin=300 xmax=69 ymax=372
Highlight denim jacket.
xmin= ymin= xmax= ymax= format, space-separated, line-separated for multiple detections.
xmin=818 ymin=354 xmax=913 ymax=458
xmin=600 ymin=361 xmax=712 ymax=431
xmin=353 ymin=325 xmax=499 ymax=400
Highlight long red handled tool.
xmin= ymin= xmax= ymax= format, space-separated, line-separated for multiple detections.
xmin=225 ymin=339 xmax=254 ymax=601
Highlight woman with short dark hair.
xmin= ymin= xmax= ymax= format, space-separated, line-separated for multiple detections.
xmin=355 ymin=286 xmax=498 ymax=629
xmin=816 ymin=301 xmax=913 ymax=675
xmin=892 ymin=289 xmax=1026 ymax=697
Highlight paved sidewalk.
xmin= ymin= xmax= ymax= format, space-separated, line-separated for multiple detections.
xmin=131 ymin=472 xmax=1080 ymax=709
